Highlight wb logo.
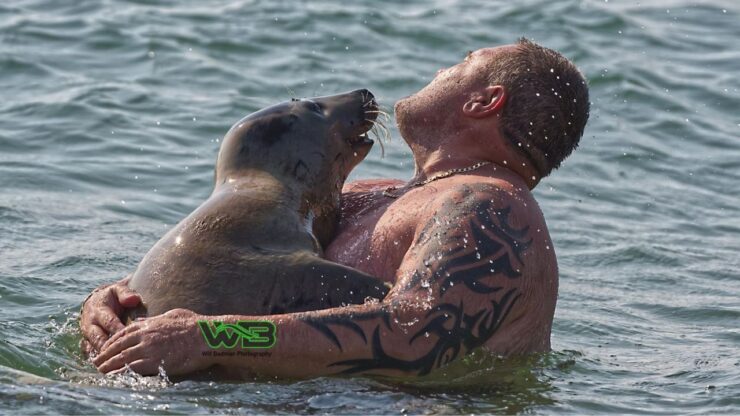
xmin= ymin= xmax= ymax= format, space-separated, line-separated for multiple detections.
xmin=197 ymin=320 xmax=276 ymax=349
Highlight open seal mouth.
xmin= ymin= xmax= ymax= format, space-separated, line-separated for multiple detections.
xmin=346 ymin=90 xmax=378 ymax=149
xmin=346 ymin=131 xmax=374 ymax=148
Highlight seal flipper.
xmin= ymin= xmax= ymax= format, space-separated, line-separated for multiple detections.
xmin=273 ymin=257 xmax=390 ymax=313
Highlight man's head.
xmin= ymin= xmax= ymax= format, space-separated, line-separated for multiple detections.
xmin=395 ymin=38 xmax=589 ymax=182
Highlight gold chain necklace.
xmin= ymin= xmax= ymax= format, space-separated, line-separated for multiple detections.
xmin=381 ymin=161 xmax=491 ymax=198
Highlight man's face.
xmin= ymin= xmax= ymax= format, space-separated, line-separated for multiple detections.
xmin=394 ymin=46 xmax=513 ymax=139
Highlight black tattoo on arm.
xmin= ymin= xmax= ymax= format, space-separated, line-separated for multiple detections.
xmin=330 ymin=290 xmax=520 ymax=375
xmin=438 ymin=202 xmax=531 ymax=295
xmin=302 ymin=308 xmax=392 ymax=352
xmin=302 ymin=186 xmax=533 ymax=375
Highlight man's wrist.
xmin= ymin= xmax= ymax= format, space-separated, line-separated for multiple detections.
xmin=192 ymin=315 xmax=278 ymax=367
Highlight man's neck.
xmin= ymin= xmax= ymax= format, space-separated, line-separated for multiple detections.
xmin=410 ymin=148 xmax=538 ymax=190
xmin=403 ymin=126 xmax=540 ymax=189
xmin=412 ymin=150 xmax=487 ymax=182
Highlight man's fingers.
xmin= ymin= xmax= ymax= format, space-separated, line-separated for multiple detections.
xmin=113 ymin=284 xmax=142 ymax=309
xmin=107 ymin=358 xmax=158 ymax=376
xmin=86 ymin=324 xmax=109 ymax=353
xmin=93 ymin=301 xmax=126 ymax=335
xmin=80 ymin=339 xmax=93 ymax=357
xmin=99 ymin=323 xmax=136 ymax=352
xmin=97 ymin=344 xmax=150 ymax=375
xmin=93 ymin=329 xmax=140 ymax=367
xmin=97 ymin=348 xmax=138 ymax=374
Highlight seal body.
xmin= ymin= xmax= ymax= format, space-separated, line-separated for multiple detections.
xmin=126 ymin=89 xmax=388 ymax=317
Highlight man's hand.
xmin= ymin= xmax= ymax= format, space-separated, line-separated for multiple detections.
xmin=93 ymin=308 xmax=209 ymax=376
xmin=79 ymin=277 xmax=142 ymax=355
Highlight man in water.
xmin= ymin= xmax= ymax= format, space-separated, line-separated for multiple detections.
xmin=80 ymin=38 xmax=589 ymax=377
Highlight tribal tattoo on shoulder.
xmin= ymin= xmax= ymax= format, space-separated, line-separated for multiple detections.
xmin=302 ymin=185 xmax=533 ymax=376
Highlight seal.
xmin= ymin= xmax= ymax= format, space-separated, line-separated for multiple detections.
xmin=125 ymin=89 xmax=389 ymax=318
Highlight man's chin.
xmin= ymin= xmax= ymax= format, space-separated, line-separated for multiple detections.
xmin=394 ymin=96 xmax=413 ymax=129
xmin=393 ymin=96 xmax=409 ymax=114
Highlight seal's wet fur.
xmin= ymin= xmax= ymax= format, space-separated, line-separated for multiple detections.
xmin=126 ymin=90 xmax=388 ymax=318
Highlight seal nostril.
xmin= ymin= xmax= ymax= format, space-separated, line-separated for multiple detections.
xmin=355 ymin=89 xmax=376 ymax=107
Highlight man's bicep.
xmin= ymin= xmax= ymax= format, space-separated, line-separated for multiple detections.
xmin=390 ymin=186 xmax=536 ymax=362
xmin=396 ymin=186 xmax=533 ymax=293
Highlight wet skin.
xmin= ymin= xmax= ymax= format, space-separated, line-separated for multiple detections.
xmin=81 ymin=45 xmax=561 ymax=378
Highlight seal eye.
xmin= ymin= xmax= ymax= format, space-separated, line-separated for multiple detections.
xmin=305 ymin=100 xmax=323 ymax=114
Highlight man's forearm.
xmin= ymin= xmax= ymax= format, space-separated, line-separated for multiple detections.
xmin=201 ymin=299 xmax=436 ymax=378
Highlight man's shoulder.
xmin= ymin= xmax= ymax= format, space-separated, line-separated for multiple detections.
xmin=407 ymin=176 xmax=547 ymax=244
xmin=425 ymin=176 xmax=534 ymax=217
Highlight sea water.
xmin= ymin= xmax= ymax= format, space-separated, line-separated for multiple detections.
xmin=1 ymin=0 xmax=738 ymax=413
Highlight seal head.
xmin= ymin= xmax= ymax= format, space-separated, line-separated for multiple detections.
xmin=216 ymin=89 xmax=377 ymax=225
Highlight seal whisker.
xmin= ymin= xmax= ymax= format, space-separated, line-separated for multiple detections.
xmin=365 ymin=109 xmax=392 ymax=124
xmin=367 ymin=116 xmax=391 ymax=158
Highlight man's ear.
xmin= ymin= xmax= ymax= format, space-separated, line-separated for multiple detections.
xmin=462 ymin=85 xmax=506 ymax=118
